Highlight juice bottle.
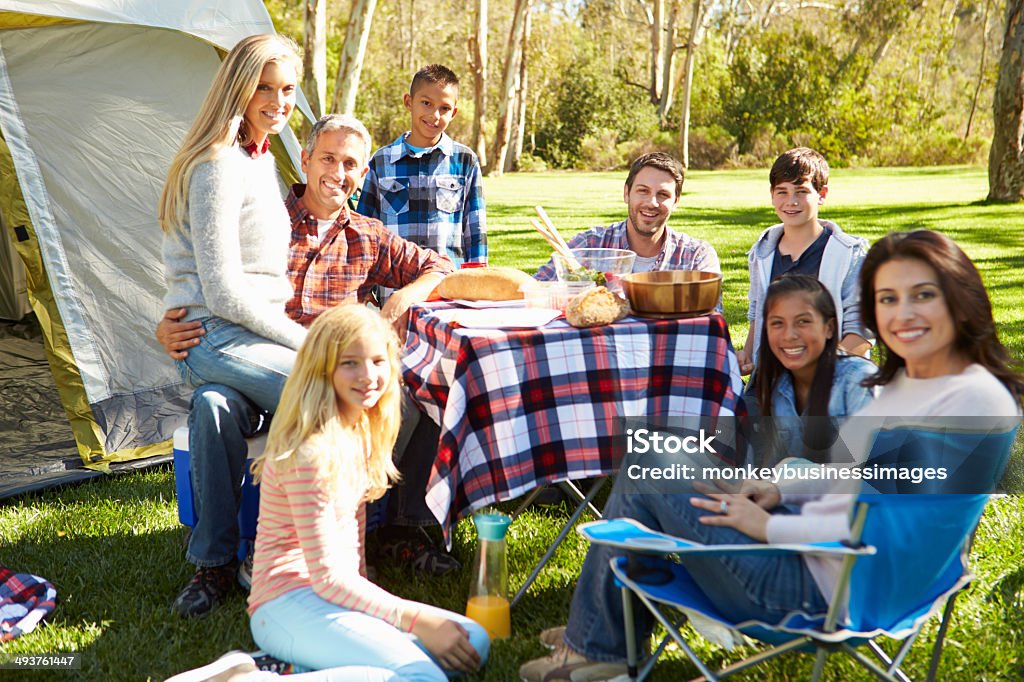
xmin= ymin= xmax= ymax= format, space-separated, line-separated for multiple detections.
xmin=465 ymin=512 xmax=512 ymax=639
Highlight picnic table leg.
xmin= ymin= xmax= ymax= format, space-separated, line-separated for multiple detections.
xmin=510 ymin=477 xmax=607 ymax=606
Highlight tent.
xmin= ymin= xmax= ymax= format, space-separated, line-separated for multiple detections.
xmin=0 ymin=1 xmax=310 ymax=497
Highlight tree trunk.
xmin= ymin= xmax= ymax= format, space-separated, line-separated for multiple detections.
xmin=656 ymin=2 xmax=679 ymax=123
xmin=488 ymin=0 xmax=532 ymax=176
xmin=469 ymin=0 xmax=488 ymax=166
xmin=677 ymin=0 xmax=706 ymax=168
xmin=332 ymin=0 xmax=379 ymax=116
xmin=507 ymin=7 xmax=531 ymax=173
xmin=303 ymin=0 xmax=328 ymax=126
xmin=650 ymin=0 xmax=665 ymax=104
xmin=988 ymin=0 xmax=1024 ymax=201
xmin=965 ymin=0 xmax=993 ymax=140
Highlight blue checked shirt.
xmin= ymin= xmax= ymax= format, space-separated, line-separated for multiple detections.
xmin=356 ymin=132 xmax=487 ymax=265
xmin=533 ymin=220 xmax=721 ymax=281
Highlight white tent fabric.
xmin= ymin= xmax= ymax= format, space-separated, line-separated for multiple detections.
xmin=0 ymin=1 xmax=309 ymax=462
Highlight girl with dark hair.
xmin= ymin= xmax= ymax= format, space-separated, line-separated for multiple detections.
xmin=747 ymin=275 xmax=875 ymax=463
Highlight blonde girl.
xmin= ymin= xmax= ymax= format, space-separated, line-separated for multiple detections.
xmin=159 ymin=33 xmax=305 ymax=412
xmin=238 ymin=304 xmax=488 ymax=681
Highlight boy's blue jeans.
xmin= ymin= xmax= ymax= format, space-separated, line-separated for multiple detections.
xmin=563 ymin=492 xmax=829 ymax=663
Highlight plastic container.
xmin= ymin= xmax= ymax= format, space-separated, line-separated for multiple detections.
xmin=521 ymin=280 xmax=595 ymax=312
xmin=465 ymin=512 xmax=512 ymax=639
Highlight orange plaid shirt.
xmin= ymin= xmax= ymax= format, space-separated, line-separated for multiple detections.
xmin=284 ymin=184 xmax=453 ymax=327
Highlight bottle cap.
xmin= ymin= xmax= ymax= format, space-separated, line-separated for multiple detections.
xmin=473 ymin=512 xmax=511 ymax=541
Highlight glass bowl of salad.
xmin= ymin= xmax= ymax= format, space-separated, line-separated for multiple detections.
xmin=552 ymin=248 xmax=636 ymax=290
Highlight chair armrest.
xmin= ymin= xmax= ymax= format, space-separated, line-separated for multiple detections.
xmin=578 ymin=518 xmax=875 ymax=557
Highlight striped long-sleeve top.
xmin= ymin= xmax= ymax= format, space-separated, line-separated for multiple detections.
xmin=247 ymin=443 xmax=409 ymax=628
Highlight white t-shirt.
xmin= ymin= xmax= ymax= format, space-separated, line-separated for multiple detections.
xmin=767 ymin=364 xmax=1020 ymax=603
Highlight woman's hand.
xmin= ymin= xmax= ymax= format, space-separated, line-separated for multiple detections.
xmin=735 ymin=479 xmax=781 ymax=510
xmin=409 ymin=610 xmax=481 ymax=673
xmin=694 ymin=478 xmax=780 ymax=511
xmin=691 ymin=492 xmax=772 ymax=542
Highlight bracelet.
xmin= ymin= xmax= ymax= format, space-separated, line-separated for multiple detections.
xmin=408 ymin=609 xmax=421 ymax=633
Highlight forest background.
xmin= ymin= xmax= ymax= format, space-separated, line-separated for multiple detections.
xmin=264 ymin=0 xmax=1024 ymax=200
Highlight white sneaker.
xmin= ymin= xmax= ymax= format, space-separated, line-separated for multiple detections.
xmin=539 ymin=625 xmax=567 ymax=650
xmin=569 ymin=662 xmax=629 ymax=681
xmin=164 ymin=651 xmax=258 ymax=682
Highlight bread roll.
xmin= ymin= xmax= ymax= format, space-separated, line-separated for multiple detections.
xmin=565 ymin=286 xmax=629 ymax=328
xmin=436 ymin=267 xmax=534 ymax=301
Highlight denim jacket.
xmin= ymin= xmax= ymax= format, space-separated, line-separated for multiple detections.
xmin=746 ymin=220 xmax=872 ymax=365
xmin=745 ymin=355 xmax=877 ymax=464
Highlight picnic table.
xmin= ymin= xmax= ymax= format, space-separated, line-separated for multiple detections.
xmin=401 ymin=302 xmax=746 ymax=539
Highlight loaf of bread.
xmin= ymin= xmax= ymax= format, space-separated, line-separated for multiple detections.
xmin=436 ymin=267 xmax=535 ymax=301
xmin=565 ymin=286 xmax=629 ymax=328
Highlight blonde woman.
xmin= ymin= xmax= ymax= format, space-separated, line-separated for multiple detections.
xmin=159 ymin=34 xmax=305 ymax=412
xmin=168 ymin=305 xmax=489 ymax=681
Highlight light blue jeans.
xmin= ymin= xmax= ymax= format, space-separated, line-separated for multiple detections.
xmin=250 ymin=587 xmax=490 ymax=681
xmin=175 ymin=316 xmax=296 ymax=412
xmin=564 ymin=492 xmax=828 ymax=663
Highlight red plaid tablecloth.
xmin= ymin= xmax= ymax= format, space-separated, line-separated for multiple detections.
xmin=402 ymin=303 xmax=745 ymax=534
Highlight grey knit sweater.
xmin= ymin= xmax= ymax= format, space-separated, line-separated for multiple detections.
xmin=163 ymin=146 xmax=306 ymax=350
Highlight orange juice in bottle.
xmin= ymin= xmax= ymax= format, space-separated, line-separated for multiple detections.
xmin=466 ymin=594 xmax=511 ymax=639
xmin=465 ymin=512 xmax=512 ymax=639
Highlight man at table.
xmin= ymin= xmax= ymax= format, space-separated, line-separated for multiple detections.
xmin=534 ymin=152 xmax=721 ymax=280
xmin=156 ymin=114 xmax=460 ymax=619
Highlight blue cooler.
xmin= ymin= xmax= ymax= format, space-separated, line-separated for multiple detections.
xmin=173 ymin=426 xmax=264 ymax=559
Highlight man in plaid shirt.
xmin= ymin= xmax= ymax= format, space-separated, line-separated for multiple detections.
xmin=356 ymin=64 xmax=486 ymax=266
xmin=534 ymin=152 xmax=719 ymax=280
xmin=157 ymin=115 xmax=457 ymax=618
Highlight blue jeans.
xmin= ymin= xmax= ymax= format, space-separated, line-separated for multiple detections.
xmin=250 ymin=587 xmax=490 ymax=680
xmin=175 ymin=316 xmax=296 ymax=412
xmin=185 ymin=384 xmax=263 ymax=567
xmin=564 ymin=492 xmax=829 ymax=663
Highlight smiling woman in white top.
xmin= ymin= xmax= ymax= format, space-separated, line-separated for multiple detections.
xmin=158 ymin=34 xmax=305 ymax=412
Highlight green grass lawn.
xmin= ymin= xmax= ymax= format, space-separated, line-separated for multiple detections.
xmin=1 ymin=166 xmax=1022 ymax=680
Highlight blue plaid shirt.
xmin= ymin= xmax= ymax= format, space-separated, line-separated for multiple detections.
xmin=534 ymin=220 xmax=721 ymax=281
xmin=356 ymin=132 xmax=487 ymax=265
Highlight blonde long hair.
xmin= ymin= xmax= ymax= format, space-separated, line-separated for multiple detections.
xmin=252 ymin=305 xmax=402 ymax=499
xmin=158 ymin=34 xmax=301 ymax=233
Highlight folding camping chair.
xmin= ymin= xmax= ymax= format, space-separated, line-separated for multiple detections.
xmin=578 ymin=423 xmax=1019 ymax=681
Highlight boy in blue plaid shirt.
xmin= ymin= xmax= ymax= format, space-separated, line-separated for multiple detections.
xmin=357 ymin=64 xmax=486 ymax=266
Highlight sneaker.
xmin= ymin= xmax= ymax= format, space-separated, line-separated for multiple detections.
xmin=171 ymin=563 xmax=236 ymax=618
xmin=249 ymin=650 xmax=293 ymax=675
xmin=520 ymin=642 xmax=588 ymax=682
xmin=568 ymin=663 xmax=629 ymax=681
xmin=519 ymin=643 xmax=627 ymax=682
xmin=237 ymin=551 xmax=253 ymax=592
xmin=539 ymin=625 xmax=566 ymax=650
xmin=164 ymin=650 xmax=257 ymax=682
xmin=378 ymin=527 xmax=461 ymax=576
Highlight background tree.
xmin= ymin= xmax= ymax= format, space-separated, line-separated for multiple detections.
xmin=988 ymin=0 xmax=1024 ymax=201
xmin=301 ymin=0 xmax=328 ymax=140
xmin=332 ymin=0 xmax=379 ymax=116
xmin=469 ymin=0 xmax=489 ymax=165
xmin=488 ymin=0 xmax=533 ymax=176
